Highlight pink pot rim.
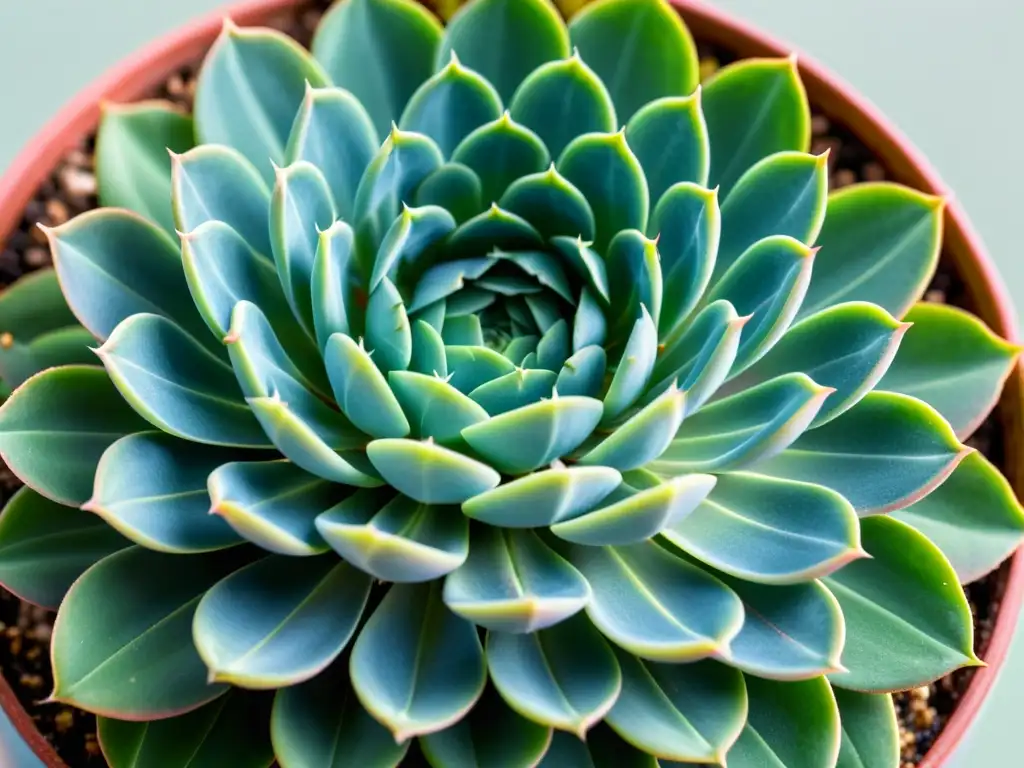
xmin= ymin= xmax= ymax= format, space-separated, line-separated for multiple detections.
xmin=0 ymin=1 xmax=1018 ymax=766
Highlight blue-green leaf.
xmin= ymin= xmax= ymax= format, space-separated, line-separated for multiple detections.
xmin=556 ymin=344 xmax=607 ymax=399
xmin=627 ymin=92 xmax=709 ymax=206
xmin=534 ymin=318 xmax=570 ymax=371
xmin=390 ymin=369 xmax=488 ymax=445
xmin=325 ymin=333 xmax=411 ymax=439
xmin=366 ymin=437 xmax=501 ymax=503
xmin=834 ymin=689 xmax=900 ymax=768
xmin=371 ymin=204 xmax=456 ymax=291
xmin=572 ymin=289 xmax=607 ymax=353
xmin=605 ymin=230 xmax=662 ymax=344
xmin=603 ymin=305 xmax=658 ymax=423
xmin=408 ymin=256 xmax=497 ymax=313
xmin=286 ymin=85 xmax=380 ymax=220
xmin=452 ymin=113 xmax=551 ymax=205
xmin=311 ymin=220 xmax=360 ymax=351
xmin=443 ymin=526 xmax=590 ymax=633
xmin=410 ymin=319 xmax=449 ymax=377
xmin=551 ymin=236 xmax=609 ymax=304
xmin=499 ymin=166 xmax=596 ymax=241
xmin=568 ymin=0 xmax=699 ymax=122
xmin=87 ymin=432 xmax=241 ymax=554
xmin=194 ymin=554 xmax=371 ymax=687
xmin=581 ymin=386 xmax=685 ymax=470
xmin=446 ymin=344 xmax=517 ymax=392
xmin=470 ymin=368 xmax=555 ymax=415
xmin=365 ymin=277 xmax=412 ymax=374
xmin=442 ymin=313 xmax=486 ymax=345
xmin=572 ymin=539 xmax=743 ymax=662
xmin=446 ymin=205 xmax=543 ymax=260
xmin=208 ymin=461 xmax=339 ymax=556
xmin=414 ymin=161 xmax=485 ymax=224
xmin=316 ymin=491 xmax=468 ymax=582
xmin=586 ymin=725 xmax=659 ymax=767
xmin=195 ymin=22 xmax=329 ymax=180
xmin=351 ymin=581 xmax=486 ymax=740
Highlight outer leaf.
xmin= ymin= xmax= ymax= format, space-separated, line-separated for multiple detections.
xmin=606 ymin=652 xmax=746 ymax=764
xmin=193 ymin=554 xmax=371 ymax=688
xmin=325 ymin=333 xmax=411 ymax=439
xmin=272 ymin=659 xmax=409 ymax=768
xmin=557 ymin=131 xmax=648 ymax=252
xmin=487 ymin=612 xmax=621 ymax=736
xmin=878 ymin=302 xmax=1020 ymax=438
xmin=97 ymin=314 xmax=268 ymax=448
xmin=568 ymin=0 xmax=699 ymax=121
xmin=0 ymin=487 xmax=128 ymax=610
xmin=315 ymin=491 xmax=469 ymax=582
xmin=0 ymin=269 xmax=78 ymax=342
xmin=443 ymin=526 xmax=590 ymax=633
xmin=825 ymin=515 xmax=978 ymax=692
xmin=800 ymin=182 xmax=944 ymax=319
xmin=664 ymin=472 xmax=863 ymax=584
xmin=627 ymin=92 xmax=709 ymax=206
xmin=99 ymin=691 xmax=274 ymax=768
xmin=86 ymin=432 xmax=241 ymax=554
xmin=350 ymin=581 xmax=486 ymax=741
xmin=96 ymin=100 xmax=195 ymax=235
xmin=0 ymin=325 xmax=96 ymax=392
xmin=452 ymin=113 xmax=551 ymax=204
xmin=755 ymin=391 xmax=969 ymax=515
xmin=0 ymin=365 xmax=148 ymax=506
xmin=194 ymin=23 xmax=329 ymax=180
xmin=285 ymin=85 xmax=380 ymax=220
xmin=572 ymin=539 xmax=743 ymax=662
xmin=893 ymin=451 xmax=1024 ymax=584
xmin=208 ymin=461 xmax=339 ymax=556
xmin=437 ymin=0 xmax=570 ymax=103
xmin=834 ymin=689 xmax=900 ymax=768
xmin=51 ymin=546 xmax=242 ymax=718
xmin=312 ymin=0 xmax=443 ymax=137
xmin=509 ymin=51 xmax=616 ymax=158
xmin=366 ymin=437 xmax=501 ymax=503
xmin=45 ymin=208 xmax=211 ymax=345
xmin=727 ymin=676 xmax=840 ymax=768
xmin=703 ymin=56 xmax=810 ymax=197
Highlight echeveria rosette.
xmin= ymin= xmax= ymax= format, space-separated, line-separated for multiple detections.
xmin=0 ymin=0 xmax=1020 ymax=766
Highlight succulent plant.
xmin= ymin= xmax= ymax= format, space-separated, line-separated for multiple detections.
xmin=0 ymin=0 xmax=1021 ymax=766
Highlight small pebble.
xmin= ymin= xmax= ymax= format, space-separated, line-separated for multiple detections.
xmin=44 ymin=199 xmax=69 ymax=225
xmin=925 ymin=289 xmax=946 ymax=303
xmin=58 ymin=167 xmax=97 ymax=198
xmin=811 ymin=114 xmax=831 ymax=135
xmin=24 ymin=247 xmax=49 ymax=268
xmin=832 ymin=168 xmax=857 ymax=188
xmin=863 ymin=161 xmax=887 ymax=181
xmin=54 ymin=710 xmax=74 ymax=734
xmin=0 ymin=333 xmax=12 ymax=350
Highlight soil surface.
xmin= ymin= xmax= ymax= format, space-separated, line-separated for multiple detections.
xmin=0 ymin=2 xmax=1011 ymax=767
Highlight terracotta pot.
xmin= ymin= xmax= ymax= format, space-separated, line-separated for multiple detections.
xmin=0 ymin=1 xmax=1020 ymax=765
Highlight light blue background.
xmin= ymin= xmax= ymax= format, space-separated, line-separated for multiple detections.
xmin=0 ymin=1 xmax=1021 ymax=765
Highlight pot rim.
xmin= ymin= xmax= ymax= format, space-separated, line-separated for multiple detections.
xmin=0 ymin=1 xmax=1020 ymax=766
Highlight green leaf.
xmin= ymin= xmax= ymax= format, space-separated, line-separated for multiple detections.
xmin=452 ymin=113 xmax=550 ymax=204
xmin=652 ymin=373 xmax=831 ymax=474
xmin=706 ymin=235 xmax=815 ymax=375
xmin=366 ymin=437 xmax=501 ymax=503
xmin=316 ymin=491 xmax=469 ymax=582
xmin=509 ymin=51 xmax=616 ymax=159
xmin=551 ymin=236 xmax=609 ymax=304
xmin=628 ymin=92 xmax=710 ymax=207
xmin=99 ymin=691 xmax=274 ymax=768
xmin=557 ymin=345 xmax=607 ymax=398
xmin=208 ymin=461 xmax=339 ymax=556
xmin=825 ymin=515 xmax=978 ymax=692
xmin=285 ymin=85 xmax=380 ymax=220
xmin=755 ymin=391 xmax=968 ymax=515
xmin=703 ymin=56 xmax=810 ymax=197
xmin=371 ymin=204 xmax=456 ymax=292
xmin=271 ymin=161 xmax=337 ymax=334
xmin=603 ymin=305 xmax=659 ymax=423
xmin=446 ymin=344 xmax=517 ymax=392
xmin=171 ymin=144 xmax=273 ymax=257
xmin=194 ymin=554 xmax=370 ymax=687
xmin=411 ymin=319 xmax=449 ymax=378
xmin=487 ymin=612 xmax=620 ymax=736
xmin=581 ymin=387 xmax=684 ymax=470
xmin=878 ymin=302 xmax=1019 ymax=438
xmin=409 ymin=256 xmax=497 ymax=313
xmin=390 ymin=369 xmax=488 ymax=445
xmin=0 ymin=365 xmax=148 ymax=505
xmin=443 ymin=313 xmax=486 ymax=345
xmin=538 ymin=731 xmax=597 ymax=767
xmin=551 ymin=473 xmax=716 ymax=546
xmin=647 ymin=182 xmax=719 ymax=337
xmin=572 ymin=288 xmax=607 ymax=352
xmin=586 ymin=725 xmax=659 ymax=767
xmin=730 ymin=301 xmax=908 ymax=426
xmin=894 ymin=451 xmax=1024 ymax=584
xmin=351 ymin=581 xmax=486 ymax=741
xmin=401 ymin=53 xmax=503 ymax=158
xmin=0 ymin=325 xmax=96 ymax=391
xmin=365 ymin=277 xmax=412 ymax=374
xmin=726 ymin=676 xmax=840 ymax=768
xmin=800 ymin=182 xmax=945 ymax=319
xmin=606 ymin=652 xmax=745 ymax=764
xmin=325 ymin=333 xmax=411 ymax=439
xmin=45 ymin=208 xmax=212 ymax=345
xmin=313 ymin=0 xmax=443 ymax=137
xmin=97 ymin=313 xmax=268 ymax=448
xmin=499 ymin=166 xmax=595 ymax=241
xmin=714 ymin=151 xmax=828 ymax=285
xmin=834 ymin=688 xmax=900 ymax=768
xmin=195 ymin=23 xmax=329 ymax=180
xmin=86 ymin=432 xmax=241 ymax=554
xmin=446 ymin=205 xmax=544 ymax=260
xmin=414 ymin=162 xmax=485 ymax=224
xmin=96 ymin=100 xmax=195 ymax=236
xmin=438 ymin=0 xmax=570 ymax=103
xmin=0 ymin=487 xmax=128 ymax=609
xmin=568 ymin=0 xmax=699 ymax=122
xmin=0 ymin=268 xmax=78 ymax=346
xmin=312 ymin=220 xmax=360 ymax=351
xmin=534 ymin=318 xmax=570 ymax=371
xmin=419 ymin=684 xmax=553 ymax=767
xmin=572 ymin=539 xmax=743 ymax=662
xmin=470 ymin=368 xmax=556 ymax=415
xmin=557 ymin=131 xmax=648 ymax=253
xmin=604 ymin=230 xmax=662 ymax=345
xmin=51 ymin=546 xmax=243 ymax=718
xmin=462 ymin=394 xmax=603 ymax=474
xmin=443 ymin=526 xmax=590 ymax=632
xmin=664 ymin=472 xmax=862 ymax=584
xmin=462 ymin=465 xmax=620 ymax=527
xmin=272 ymin=660 xmax=409 ymax=768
